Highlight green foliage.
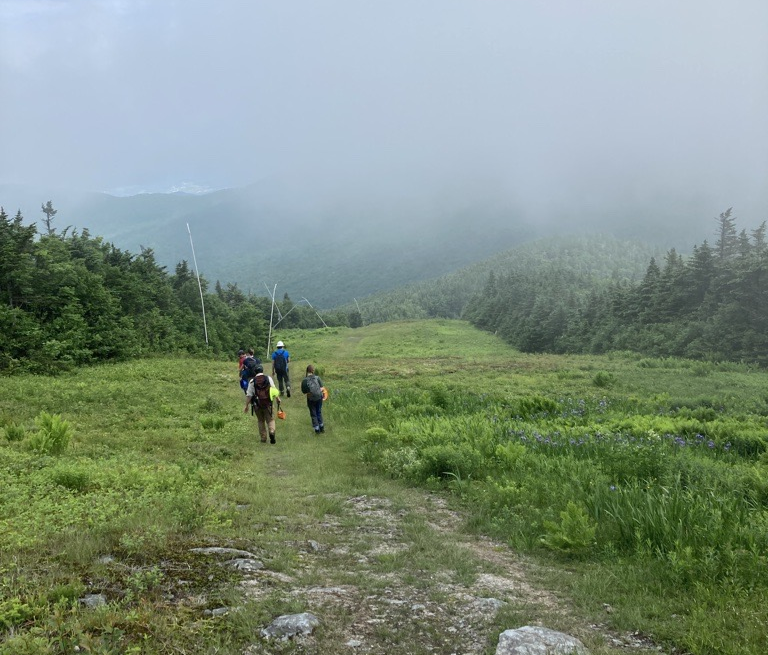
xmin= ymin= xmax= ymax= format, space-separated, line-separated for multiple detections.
xmin=541 ymin=501 xmax=596 ymax=555
xmin=3 ymin=422 xmax=26 ymax=442
xmin=592 ymin=371 xmax=615 ymax=388
xmin=0 ymin=597 xmax=37 ymax=630
xmin=27 ymin=412 xmax=73 ymax=455
xmin=199 ymin=415 xmax=225 ymax=431
xmin=513 ymin=395 xmax=559 ymax=420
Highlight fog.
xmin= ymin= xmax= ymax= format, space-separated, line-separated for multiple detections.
xmin=1 ymin=0 xmax=767 ymax=229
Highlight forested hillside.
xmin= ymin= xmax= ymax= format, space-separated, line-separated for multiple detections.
xmin=1 ymin=185 xmax=539 ymax=307
xmin=465 ymin=210 xmax=768 ymax=364
xmin=0 ymin=207 xmax=351 ymax=372
xmin=345 ymin=236 xmax=660 ymax=323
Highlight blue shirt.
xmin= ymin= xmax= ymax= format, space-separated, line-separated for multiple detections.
xmin=271 ymin=349 xmax=290 ymax=362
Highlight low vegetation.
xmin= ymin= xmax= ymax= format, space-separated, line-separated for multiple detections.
xmin=1 ymin=320 xmax=766 ymax=653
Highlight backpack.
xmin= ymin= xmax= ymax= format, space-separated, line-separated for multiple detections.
xmin=251 ymin=375 xmax=273 ymax=412
xmin=273 ymin=351 xmax=288 ymax=374
xmin=305 ymin=375 xmax=323 ymax=401
xmin=241 ymin=356 xmax=262 ymax=381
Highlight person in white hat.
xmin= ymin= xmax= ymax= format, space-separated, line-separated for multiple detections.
xmin=271 ymin=340 xmax=291 ymax=397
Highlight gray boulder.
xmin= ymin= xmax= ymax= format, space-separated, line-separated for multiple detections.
xmin=496 ymin=626 xmax=589 ymax=655
xmin=261 ymin=612 xmax=320 ymax=640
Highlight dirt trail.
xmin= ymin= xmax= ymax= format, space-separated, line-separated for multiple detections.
xmin=236 ymin=485 xmax=660 ymax=654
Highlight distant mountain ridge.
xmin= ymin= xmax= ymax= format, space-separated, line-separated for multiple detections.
xmin=1 ymin=183 xmax=542 ymax=307
xmin=1 ymin=181 xmax=729 ymax=308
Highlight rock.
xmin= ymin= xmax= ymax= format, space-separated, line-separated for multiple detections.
xmin=204 ymin=607 xmax=231 ymax=617
xmin=496 ymin=626 xmax=589 ymax=655
xmin=346 ymin=639 xmax=363 ymax=647
xmin=226 ymin=558 xmax=264 ymax=572
xmin=190 ymin=546 xmax=257 ymax=558
xmin=261 ymin=612 xmax=320 ymax=640
xmin=474 ymin=597 xmax=506 ymax=613
xmin=80 ymin=593 xmax=107 ymax=608
xmin=307 ymin=539 xmax=321 ymax=552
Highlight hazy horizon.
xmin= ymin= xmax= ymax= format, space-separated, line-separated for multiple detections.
xmin=1 ymin=1 xmax=767 ymax=227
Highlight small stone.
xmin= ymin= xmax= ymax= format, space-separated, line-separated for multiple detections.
xmin=226 ymin=558 xmax=264 ymax=572
xmin=80 ymin=593 xmax=107 ymax=608
xmin=346 ymin=639 xmax=363 ymax=647
xmin=190 ymin=546 xmax=257 ymax=558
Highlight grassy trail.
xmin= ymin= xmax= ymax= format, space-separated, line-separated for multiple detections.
xmin=4 ymin=320 xmax=763 ymax=653
xmin=211 ymin=325 xmax=656 ymax=654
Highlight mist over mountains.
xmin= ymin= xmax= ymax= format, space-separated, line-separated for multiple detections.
xmin=0 ymin=180 xmax=752 ymax=308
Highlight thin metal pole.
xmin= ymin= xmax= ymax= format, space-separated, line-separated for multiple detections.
xmin=186 ymin=223 xmax=208 ymax=346
xmin=302 ymin=297 xmax=328 ymax=328
xmin=267 ymin=283 xmax=277 ymax=358
xmin=264 ymin=281 xmax=282 ymax=320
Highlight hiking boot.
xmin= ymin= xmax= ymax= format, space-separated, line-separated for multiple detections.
xmin=269 ymin=433 xmax=276 ymax=444
xmin=314 ymin=428 xmax=320 ymax=435
xmin=286 ymin=387 xmax=291 ymax=398
xmin=319 ymin=425 xmax=325 ymax=433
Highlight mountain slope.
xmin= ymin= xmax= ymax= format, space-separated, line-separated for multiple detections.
xmin=1 ymin=183 xmax=540 ymax=307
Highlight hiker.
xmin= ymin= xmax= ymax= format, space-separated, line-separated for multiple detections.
xmin=300 ymin=364 xmax=325 ymax=434
xmin=240 ymin=348 xmax=262 ymax=394
xmin=271 ymin=340 xmax=291 ymax=397
xmin=237 ymin=349 xmax=247 ymax=392
xmin=243 ymin=364 xmax=281 ymax=444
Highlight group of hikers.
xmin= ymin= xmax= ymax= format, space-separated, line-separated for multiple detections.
xmin=237 ymin=341 xmax=326 ymax=444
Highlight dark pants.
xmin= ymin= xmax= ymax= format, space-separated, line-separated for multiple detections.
xmin=275 ymin=370 xmax=290 ymax=394
xmin=307 ymin=399 xmax=324 ymax=432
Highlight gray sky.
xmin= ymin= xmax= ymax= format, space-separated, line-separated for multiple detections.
xmin=1 ymin=0 xmax=767 ymax=224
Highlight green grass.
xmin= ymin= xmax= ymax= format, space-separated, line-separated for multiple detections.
xmin=1 ymin=319 xmax=767 ymax=653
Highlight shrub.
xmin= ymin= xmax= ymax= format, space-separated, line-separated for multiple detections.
xmin=541 ymin=501 xmax=596 ymax=555
xmin=592 ymin=371 xmax=615 ymax=388
xmin=200 ymin=396 xmax=223 ymax=413
xmin=49 ymin=465 xmax=92 ymax=492
xmin=416 ymin=443 xmax=483 ymax=481
xmin=199 ymin=415 xmax=225 ymax=431
xmin=3 ymin=422 xmax=26 ymax=442
xmin=27 ymin=412 xmax=73 ymax=455
xmin=514 ymin=395 xmax=559 ymax=420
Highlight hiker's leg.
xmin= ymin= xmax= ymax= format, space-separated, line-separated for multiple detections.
xmin=317 ymin=400 xmax=324 ymax=432
xmin=277 ymin=372 xmax=285 ymax=395
xmin=308 ymin=401 xmax=320 ymax=432
xmin=267 ymin=409 xmax=276 ymax=443
xmin=256 ymin=407 xmax=268 ymax=442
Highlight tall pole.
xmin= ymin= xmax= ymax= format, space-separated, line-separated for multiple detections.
xmin=186 ymin=223 xmax=208 ymax=346
xmin=267 ymin=283 xmax=277 ymax=357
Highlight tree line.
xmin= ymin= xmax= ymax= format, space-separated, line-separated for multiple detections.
xmin=465 ymin=209 xmax=768 ymax=364
xmin=0 ymin=205 xmax=355 ymax=373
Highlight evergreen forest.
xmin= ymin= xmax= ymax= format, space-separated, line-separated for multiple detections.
xmin=0 ymin=207 xmax=353 ymax=373
xmin=464 ymin=210 xmax=768 ymax=364
xmin=2 ymin=203 xmax=766 ymax=371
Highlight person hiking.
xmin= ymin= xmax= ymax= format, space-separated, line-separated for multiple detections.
xmin=243 ymin=364 xmax=281 ymax=444
xmin=237 ymin=349 xmax=247 ymax=392
xmin=240 ymin=348 xmax=262 ymax=394
xmin=300 ymin=364 xmax=325 ymax=434
xmin=271 ymin=340 xmax=291 ymax=397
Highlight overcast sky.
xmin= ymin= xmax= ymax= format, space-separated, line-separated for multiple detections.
xmin=1 ymin=0 xmax=766 ymax=224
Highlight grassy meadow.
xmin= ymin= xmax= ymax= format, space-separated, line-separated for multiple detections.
xmin=1 ymin=319 xmax=767 ymax=654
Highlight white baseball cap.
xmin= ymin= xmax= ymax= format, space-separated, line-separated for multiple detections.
xmin=276 ymin=341 xmax=284 ymax=348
